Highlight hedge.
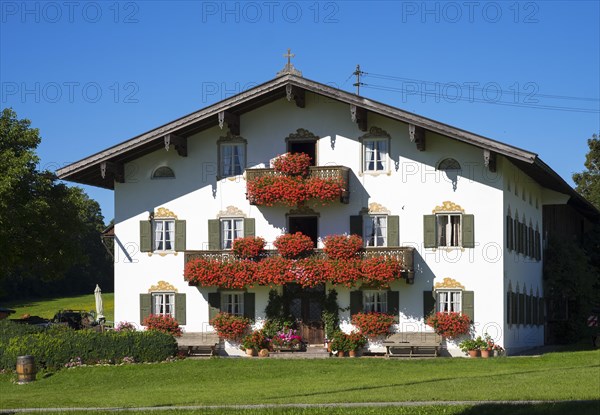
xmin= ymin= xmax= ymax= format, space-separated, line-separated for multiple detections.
xmin=0 ymin=320 xmax=44 ymax=369
xmin=0 ymin=321 xmax=177 ymax=370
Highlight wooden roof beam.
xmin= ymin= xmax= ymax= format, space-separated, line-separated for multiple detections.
xmin=100 ymin=161 xmax=124 ymax=183
xmin=350 ymin=105 xmax=368 ymax=132
xmin=164 ymin=133 xmax=187 ymax=157
xmin=286 ymin=84 xmax=305 ymax=108
xmin=218 ymin=111 xmax=240 ymax=136
xmin=484 ymin=149 xmax=497 ymax=172
xmin=409 ymin=124 xmax=426 ymax=151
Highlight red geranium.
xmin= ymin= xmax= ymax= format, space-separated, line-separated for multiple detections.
xmin=142 ymin=314 xmax=182 ymax=337
xmin=426 ymin=312 xmax=472 ymax=338
xmin=274 ymin=232 xmax=314 ymax=259
xmin=210 ymin=312 xmax=250 ymax=341
xmin=351 ymin=312 xmax=396 ymax=338
xmin=232 ymin=236 xmax=266 ymax=259
xmin=324 ymin=234 xmax=363 ymax=259
xmin=272 ymin=152 xmax=311 ymax=176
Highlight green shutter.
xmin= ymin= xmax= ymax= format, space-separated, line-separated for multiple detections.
xmin=208 ymin=219 xmax=220 ymax=250
xmin=208 ymin=292 xmax=221 ymax=321
xmin=423 ymin=215 xmax=436 ymax=248
xmin=140 ymin=293 xmax=152 ymax=325
xmin=532 ymin=296 xmax=539 ymax=325
xmin=535 ymin=230 xmax=541 ymax=261
xmin=518 ymin=293 xmax=525 ymax=325
xmin=175 ymin=293 xmax=186 ymax=325
xmin=350 ymin=290 xmax=363 ymax=316
xmin=423 ymin=290 xmax=436 ymax=318
xmin=387 ymin=215 xmax=399 ymax=247
xmin=462 ymin=214 xmax=475 ymax=248
xmin=243 ymin=292 xmax=255 ymax=321
xmin=538 ymin=298 xmax=545 ymax=325
xmin=243 ymin=218 xmax=255 ymax=237
xmin=507 ymin=216 xmax=513 ymax=251
xmin=175 ymin=220 xmax=186 ymax=251
xmin=506 ymin=291 xmax=511 ymax=324
xmin=462 ymin=291 xmax=475 ymax=322
xmin=526 ymin=294 xmax=532 ymax=325
xmin=511 ymin=292 xmax=518 ymax=325
xmin=350 ymin=215 xmax=363 ymax=237
xmin=387 ymin=290 xmax=400 ymax=322
xmin=514 ymin=221 xmax=519 ymax=253
xmin=140 ymin=221 xmax=152 ymax=252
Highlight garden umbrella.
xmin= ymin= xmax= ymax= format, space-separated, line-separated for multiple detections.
xmin=94 ymin=284 xmax=104 ymax=321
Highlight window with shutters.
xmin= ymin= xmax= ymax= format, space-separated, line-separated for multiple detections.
xmin=220 ymin=218 xmax=244 ymax=249
xmin=423 ymin=204 xmax=474 ymax=249
xmin=154 ymin=219 xmax=175 ymax=251
xmin=363 ymin=290 xmax=388 ymax=313
xmin=436 ymin=214 xmax=462 ymax=247
xmin=362 ymin=138 xmax=388 ymax=172
xmin=437 ymin=290 xmax=462 ymax=313
xmin=364 ymin=215 xmax=387 ymax=247
xmin=221 ymin=291 xmax=244 ymax=316
xmin=152 ymin=292 xmax=175 ymax=317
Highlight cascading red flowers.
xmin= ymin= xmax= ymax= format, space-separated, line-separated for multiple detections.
xmin=232 ymin=236 xmax=266 ymax=259
xmin=209 ymin=312 xmax=250 ymax=341
xmin=426 ymin=312 xmax=472 ymax=338
xmin=351 ymin=312 xmax=396 ymax=338
xmin=142 ymin=314 xmax=183 ymax=337
xmin=246 ymin=152 xmax=344 ymax=206
xmin=184 ymin=232 xmax=404 ymax=289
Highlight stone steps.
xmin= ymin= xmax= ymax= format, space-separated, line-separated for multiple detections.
xmin=269 ymin=346 xmax=330 ymax=359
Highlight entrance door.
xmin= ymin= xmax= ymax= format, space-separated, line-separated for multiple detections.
xmin=284 ymin=283 xmax=325 ymax=344
xmin=288 ymin=216 xmax=318 ymax=246
xmin=288 ymin=141 xmax=316 ymax=166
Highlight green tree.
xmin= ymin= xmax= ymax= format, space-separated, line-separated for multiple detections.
xmin=0 ymin=108 xmax=112 ymax=299
xmin=573 ymin=133 xmax=600 ymax=209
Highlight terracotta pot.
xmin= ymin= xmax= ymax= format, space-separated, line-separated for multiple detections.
xmin=348 ymin=350 xmax=357 ymax=358
xmin=258 ymin=348 xmax=269 ymax=358
xmin=468 ymin=349 xmax=480 ymax=358
xmin=327 ymin=343 xmax=332 ymax=353
xmin=245 ymin=348 xmax=256 ymax=357
xmin=337 ymin=351 xmax=345 ymax=357
xmin=481 ymin=349 xmax=492 ymax=358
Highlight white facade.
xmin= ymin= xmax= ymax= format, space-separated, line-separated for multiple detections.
xmin=104 ymin=89 xmax=566 ymax=356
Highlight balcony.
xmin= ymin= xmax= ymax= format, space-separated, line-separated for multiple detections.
xmin=246 ymin=166 xmax=351 ymax=205
xmin=184 ymin=246 xmax=415 ymax=284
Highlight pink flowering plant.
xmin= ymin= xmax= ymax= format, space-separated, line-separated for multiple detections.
xmin=270 ymin=328 xmax=303 ymax=349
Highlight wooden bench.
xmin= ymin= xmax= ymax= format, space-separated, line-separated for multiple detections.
xmin=177 ymin=332 xmax=220 ymax=357
xmin=382 ymin=332 xmax=442 ymax=358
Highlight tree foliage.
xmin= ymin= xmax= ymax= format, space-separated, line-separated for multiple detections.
xmin=573 ymin=133 xmax=600 ymax=209
xmin=0 ymin=108 xmax=112 ymax=299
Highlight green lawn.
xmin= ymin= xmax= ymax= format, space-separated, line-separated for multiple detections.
xmin=4 ymin=292 xmax=114 ymax=322
xmin=1 ymin=350 xmax=598 ymax=410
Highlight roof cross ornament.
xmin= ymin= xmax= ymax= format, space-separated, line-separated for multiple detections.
xmin=277 ymin=48 xmax=302 ymax=77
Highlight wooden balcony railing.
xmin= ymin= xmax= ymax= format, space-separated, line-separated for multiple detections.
xmin=184 ymin=247 xmax=415 ymax=284
xmin=245 ymin=166 xmax=351 ymax=204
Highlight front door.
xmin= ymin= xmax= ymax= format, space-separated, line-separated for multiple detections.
xmin=284 ymin=283 xmax=325 ymax=344
xmin=288 ymin=216 xmax=318 ymax=246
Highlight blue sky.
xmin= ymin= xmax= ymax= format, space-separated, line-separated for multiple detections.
xmin=1 ymin=1 xmax=599 ymax=223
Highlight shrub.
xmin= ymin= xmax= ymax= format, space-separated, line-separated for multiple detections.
xmin=274 ymin=232 xmax=314 ymax=259
xmin=426 ymin=312 xmax=472 ymax=338
xmin=330 ymin=331 xmax=351 ymax=352
xmin=232 ymin=236 xmax=266 ymax=259
xmin=210 ymin=312 xmax=250 ymax=341
xmin=272 ymin=152 xmax=311 ymax=176
xmin=2 ymin=329 xmax=176 ymax=370
xmin=142 ymin=314 xmax=183 ymax=337
xmin=351 ymin=312 xmax=396 ymax=338
xmin=323 ymin=234 xmax=363 ymax=259
xmin=0 ymin=320 xmax=44 ymax=369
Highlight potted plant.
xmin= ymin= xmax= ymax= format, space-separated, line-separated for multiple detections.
xmin=346 ymin=331 xmax=367 ymax=357
xmin=459 ymin=338 xmax=480 ymax=358
xmin=481 ymin=333 xmax=504 ymax=358
xmin=330 ymin=331 xmax=351 ymax=357
xmin=273 ymin=232 xmax=314 ymax=259
xmin=271 ymin=328 xmax=303 ymax=351
xmin=209 ymin=312 xmax=250 ymax=342
xmin=232 ymin=236 xmax=266 ymax=260
xmin=241 ymin=330 xmax=268 ymax=357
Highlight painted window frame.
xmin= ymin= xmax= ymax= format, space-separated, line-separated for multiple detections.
xmin=435 ymin=213 xmax=462 ymax=248
xmin=362 ymin=138 xmax=389 ymax=173
xmin=363 ymin=290 xmax=388 ymax=313
xmin=436 ymin=289 xmax=462 ymax=313
xmin=217 ymin=135 xmax=247 ymax=179
xmin=153 ymin=219 xmax=175 ymax=252
xmin=221 ymin=291 xmax=244 ymax=316
xmin=220 ymin=217 xmax=244 ymax=250
xmin=152 ymin=292 xmax=175 ymax=317
xmin=363 ymin=214 xmax=388 ymax=247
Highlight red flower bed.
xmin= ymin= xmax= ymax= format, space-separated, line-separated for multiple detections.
xmin=274 ymin=232 xmax=314 ymax=259
xmin=324 ymin=234 xmax=363 ymax=259
xmin=253 ymin=257 xmax=294 ymax=286
xmin=272 ymin=152 xmax=311 ymax=176
xmin=247 ymin=175 xmax=306 ymax=207
xmin=360 ymin=257 xmax=402 ymax=287
xmin=426 ymin=312 xmax=472 ymax=338
xmin=351 ymin=312 xmax=396 ymax=338
xmin=142 ymin=314 xmax=182 ymax=337
xmin=323 ymin=259 xmax=362 ymax=287
xmin=232 ymin=236 xmax=266 ymax=259
xmin=210 ymin=312 xmax=250 ymax=341
xmin=304 ymin=176 xmax=345 ymax=205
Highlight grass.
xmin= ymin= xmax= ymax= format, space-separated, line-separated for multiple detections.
xmin=4 ymin=292 xmax=114 ymax=322
xmin=1 ymin=349 xmax=598 ymax=410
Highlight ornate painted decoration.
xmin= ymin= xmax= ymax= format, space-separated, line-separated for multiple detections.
xmin=148 ymin=281 xmax=178 ymax=293
xmin=217 ymin=131 xmax=246 ymax=144
xmin=432 ymin=201 xmax=465 ymax=214
xmin=217 ymin=206 xmax=246 ymax=218
xmin=359 ymin=202 xmax=391 ymax=215
xmin=286 ymin=128 xmax=319 ymax=142
xmin=359 ymin=126 xmax=391 ymax=139
xmin=434 ymin=277 xmax=465 ymax=290
xmin=153 ymin=207 xmax=178 ymax=219
xmin=287 ymin=205 xmax=320 ymax=216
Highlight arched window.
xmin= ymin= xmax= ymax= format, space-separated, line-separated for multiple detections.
xmin=152 ymin=166 xmax=175 ymax=179
xmin=437 ymin=158 xmax=461 ymax=170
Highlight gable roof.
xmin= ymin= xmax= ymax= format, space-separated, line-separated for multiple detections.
xmin=56 ymin=73 xmax=598 ymax=220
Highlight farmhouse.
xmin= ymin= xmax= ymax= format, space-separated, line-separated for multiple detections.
xmin=58 ymin=63 xmax=598 ymax=355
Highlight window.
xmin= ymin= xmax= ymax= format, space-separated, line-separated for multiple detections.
xmin=154 ymin=219 xmax=175 ymax=251
xmin=220 ymin=218 xmax=244 ymax=249
xmin=219 ymin=142 xmax=245 ymax=178
xmin=364 ymin=215 xmax=387 ymax=247
xmin=363 ymin=290 xmax=388 ymax=313
xmin=436 ymin=214 xmax=461 ymax=247
xmin=363 ymin=139 xmax=388 ymax=172
xmin=221 ymin=292 xmax=244 ymax=316
xmin=437 ymin=290 xmax=462 ymax=313
xmin=152 ymin=166 xmax=175 ymax=179
xmin=152 ymin=292 xmax=175 ymax=317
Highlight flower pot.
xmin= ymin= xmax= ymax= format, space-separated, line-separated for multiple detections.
xmin=258 ymin=349 xmax=269 ymax=358
xmin=468 ymin=349 xmax=480 ymax=358
xmin=337 ymin=351 xmax=345 ymax=357
xmin=327 ymin=343 xmax=332 ymax=353
xmin=348 ymin=350 xmax=357 ymax=358
xmin=481 ymin=349 xmax=492 ymax=358
xmin=245 ymin=348 xmax=256 ymax=357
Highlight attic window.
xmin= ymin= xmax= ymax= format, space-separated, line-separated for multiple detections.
xmin=438 ymin=158 xmax=461 ymax=170
xmin=152 ymin=166 xmax=175 ymax=179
